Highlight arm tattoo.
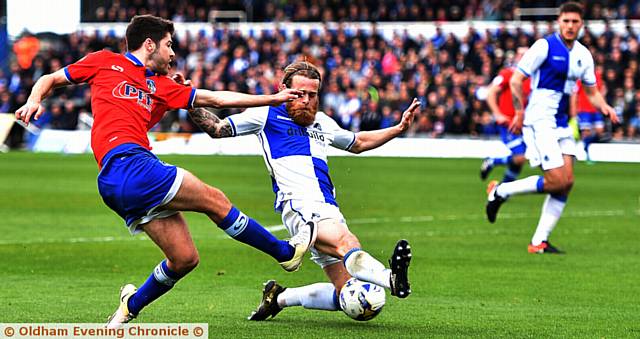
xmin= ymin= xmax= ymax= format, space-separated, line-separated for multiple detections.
xmin=188 ymin=108 xmax=233 ymax=138
xmin=511 ymin=82 xmax=524 ymax=111
xmin=512 ymin=94 xmax=523 ymax=111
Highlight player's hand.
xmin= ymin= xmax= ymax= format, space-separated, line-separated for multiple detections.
xmin=172 ymin=73 xmax=192 ymax=86
xmin=601 ymin=104 xmax=619 ymax=124
xmin=270 ymin=88 xmax=303 ymax=105
xmin=14 ymin=100 xmax=45 ymax=126
xmin=494 ymin=112 xmax=508 ymax=125
xmin=398 ymin=98 xmax=421 ymax=132
xmin=509 ymin=112 xmax=524 ymax=134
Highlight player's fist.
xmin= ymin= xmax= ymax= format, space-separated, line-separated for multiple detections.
xmin=14 ymin=100 xmax=45 ymax=126
xmin=270 ymin=88 xmax=303 ymax=105
xmin=509 ymin=112 xmax=524 ymax=135
xmin=172 ymin=73 xmax=192 ymax=86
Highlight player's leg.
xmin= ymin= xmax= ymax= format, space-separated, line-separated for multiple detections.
xmin=248 ymin=263 xmax=347 ymax=320
xmin=529 ymin=154 xmax=574 ymax=254
xmin=487 ymin=125 xmax=572 ymax=222
xmin=315 ymin=218 xmax=411 ymax=297
xmin=107 ymin=213 xmax=197 ymax=328
xmin=480 ymin=125 xmax=513 ymax=180
xmin=163 ymin=171 xmax=316 ymax=271
xmin=501 ymin=132 xmax=527 ymax=183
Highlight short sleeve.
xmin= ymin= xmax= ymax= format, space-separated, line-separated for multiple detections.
xmin=580 ymin=52 xmax=596 ymax=87
xmin=64 ymin=50 xmax=106 ymax=84
xmin=317 ymin=112 xmax=356 ymax=150
xmin=517 ymin=39 xmax=549 ymax=78
xmin=157 ymin=78 xmax=196 ymax=110
xmin=491 ymin=74 xmax=505 ymax=88
xmin=227 ymin=106 xmax=269 ymax=136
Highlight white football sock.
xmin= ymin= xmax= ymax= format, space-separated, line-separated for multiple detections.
xmin=343 ymin=250 xmax=391 ymax=289
xmin=277 ymin=283 xmax=338 ymax=311
xmin=531 ymin=194 xmax=566 ymax=246
xmin=496 ymin=175 xmax=543 ymax=198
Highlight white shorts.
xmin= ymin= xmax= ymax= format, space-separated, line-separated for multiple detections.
xmin=281 ymin=199 xmax=347 ymax=268
xmin=523 ymin=122 xmax=576 ymax=170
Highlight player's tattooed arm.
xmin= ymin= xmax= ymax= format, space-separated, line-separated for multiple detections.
xmin=189 ymin=108 xmax=233 ymax=138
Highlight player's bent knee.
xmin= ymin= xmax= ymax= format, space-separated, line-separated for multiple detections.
xmin=170 ymin=252 xmax=200 ymax=274
xmin=336 ymin=232 xmax=361 ymax=257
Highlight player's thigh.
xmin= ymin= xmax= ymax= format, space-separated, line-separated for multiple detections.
xmin=523 ymin=125 xmax=564 ymax=170
xmin=281 ymin=200 xmax=357 ymax=262
xmin=315 ymin=218 xmax=361 ymax=258
xmin=141 ymin=212 xmax=199 ymax=272
xmin=163 ymin=170 xmax=231 ymax=219
xmin=323 ymin=261 xmax=351 ymax=293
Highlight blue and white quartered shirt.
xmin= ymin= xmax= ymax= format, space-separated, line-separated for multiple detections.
xmin=517 ymin=33 xmax=596 ymax=128
xmin=227 ymin=104 xmax=356 ymax=211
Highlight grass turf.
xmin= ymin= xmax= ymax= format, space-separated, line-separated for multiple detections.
xmin=1 ymin=152 xmax=638 ymax=338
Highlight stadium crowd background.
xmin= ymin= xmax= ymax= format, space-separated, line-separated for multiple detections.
xmin=3 ymin=0 xmax=640 ymax=148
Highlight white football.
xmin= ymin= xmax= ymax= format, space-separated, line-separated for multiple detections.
xmin=339 ymin=278 xmax=386 ymax=321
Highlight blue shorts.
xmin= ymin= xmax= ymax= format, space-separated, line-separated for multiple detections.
xmin=97 ymin=143 xmax=184 ymax=234
xmin=577 ymin=112 xmax=604 ymax=130
xmin=498 ymin=125 xmax=526 ymax=155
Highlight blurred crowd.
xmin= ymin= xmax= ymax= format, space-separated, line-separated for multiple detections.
xmin=83 ymin=0 xmax=640 ymax=22
xmin=3 ymin=11 xmax=640 ymax=148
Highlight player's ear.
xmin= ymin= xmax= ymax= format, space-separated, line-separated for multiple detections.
xmin=145 ymin=38 xmax=156 ymax=53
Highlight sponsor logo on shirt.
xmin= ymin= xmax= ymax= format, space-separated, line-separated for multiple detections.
xmin=287 ymin=126 xmax=325 ymax=142
xmin=552 ymin=56 xmax=566 ymax=61
xmin=112 ymin=81 xmax=153 ymax=111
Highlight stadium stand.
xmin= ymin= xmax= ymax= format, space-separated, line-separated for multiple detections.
xmin=3 ymin=1 xmax=640 ymax=149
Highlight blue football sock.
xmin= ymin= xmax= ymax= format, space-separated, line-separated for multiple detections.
xmin=128 ymin=260 xmax=184 ymax=316
xmin=333 ymin=289 xmax=342 ymax=310
xmin=218 ymin=206 xmax=294 ymax=262
xmin=492 ymin=155 xmax=512 ymax=166
xmin=502 ymin=162 xmax=522 ymax=183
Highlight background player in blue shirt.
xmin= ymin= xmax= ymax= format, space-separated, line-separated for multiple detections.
xmin=485 ymin=2 xmax=619 ymax=254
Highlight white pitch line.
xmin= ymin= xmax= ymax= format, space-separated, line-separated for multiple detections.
xmin=0 ymin=209 xmax=630 ymax=245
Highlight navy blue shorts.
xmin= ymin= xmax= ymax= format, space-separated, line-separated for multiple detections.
xmin=97 ymin=143 xmax=184 ymax=234
xmin=577 ymin=112 xmax=604 ymax=130
xmin=498 ymin=125 xmax=526 ymax=155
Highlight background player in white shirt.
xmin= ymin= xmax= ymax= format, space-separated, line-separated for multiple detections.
xmin=485 ymin=2 xmax=619 ymax=254
xmin=188 ymin=61 xmax=420 ymax=319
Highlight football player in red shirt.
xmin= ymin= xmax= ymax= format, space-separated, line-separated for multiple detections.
xmin=15 ymin=15 xmax=317 ymax=327
xmin=481 ymin=47 xmax=531 ymax=183
xmin=574 ymin=67 xmax=605 ymax=161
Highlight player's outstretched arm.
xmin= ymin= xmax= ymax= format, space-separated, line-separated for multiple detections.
xmin=584 ymin=85 xmax=619 ymax=124
xmin=486 ymin=84 xmax=507 ymax=124
xmin=349 ymin=98 xmax=420 ymax=154
xmin=508 ymin=70 xmax=528 ymax=134
xmin=193 ymin=88 xmax=302 ymax=109
xmin=188 ymin=108 xmax=233 ymax=138
xmin=15 ymin=69 xmax=70 ymax=125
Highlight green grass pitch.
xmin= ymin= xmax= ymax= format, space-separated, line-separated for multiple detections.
xmin=1 ymin=152 xmax=639 ymax=338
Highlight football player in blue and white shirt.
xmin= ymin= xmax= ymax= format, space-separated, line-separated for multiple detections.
xmin=486 ymin=2 xmax=619 ymax=254
xmin=189 ymin=61 xmax=419 ymax=319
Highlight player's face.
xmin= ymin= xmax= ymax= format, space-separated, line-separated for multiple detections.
xmin=285 ymin=75 xmax=320 ymax=126
xmin=149 ymin=33 xmax=175 ymax=75
xmin=558 ymin=12 xmax=583 ymax=43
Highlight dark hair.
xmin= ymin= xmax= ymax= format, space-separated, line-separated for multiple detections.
xmin=125 ymin=15 xmax=174 ymax=51
xmin=282 ymin=61 xmax=322 ymax=88
xmin=559 ymin=2 xmax=584 ymax=18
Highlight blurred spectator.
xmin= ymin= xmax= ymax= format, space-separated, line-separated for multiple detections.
xmin=13 ymin=32 xmax=40 ymax=70
xmin=82 ymin=1 xmax=637 ymax=22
